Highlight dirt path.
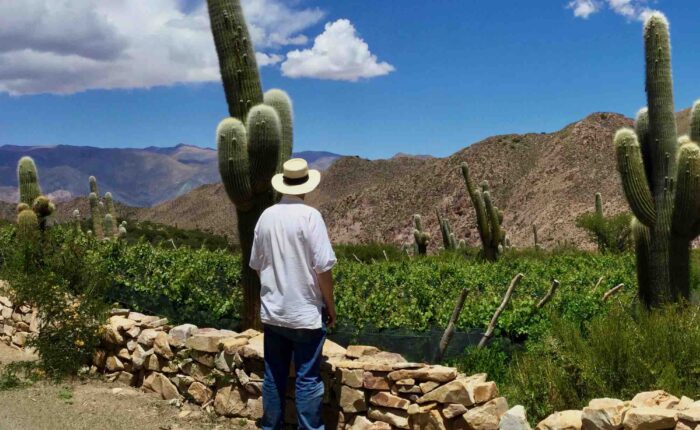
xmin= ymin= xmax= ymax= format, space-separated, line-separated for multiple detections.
xmin=0 ymin=343 xmax=256 ymax=430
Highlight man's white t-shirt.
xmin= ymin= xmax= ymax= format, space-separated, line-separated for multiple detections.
xmin=249 ymin=195 xmax=337 ymax=330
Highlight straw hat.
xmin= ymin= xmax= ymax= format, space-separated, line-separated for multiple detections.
xmin=271 ymin=158 xmax=321 ymax=195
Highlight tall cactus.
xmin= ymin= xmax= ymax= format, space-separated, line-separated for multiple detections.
xmin=614 ymin=13 xmax=700 ymax=306
xmin=89 ymin=192 xmax=104 ymax=239
xmin=436 ymin=211 xmax=457 ymax=250
xmin=104 ymin=192 xmax=119 ymax=236
xmin=413 ymin=214 xmax=430 ymax=256
xmin=17 ymin=157 xmax=41 ymax=206
xmin=207 ymin=0 xmax=295 ymax=329
xmin=460 ymin=162 xmax=506 ymax=261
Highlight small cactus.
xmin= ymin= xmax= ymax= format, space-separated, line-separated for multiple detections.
xmin=532 ymin=224 xmax=540 ymax=250
xmin=413 ymin=214 xmax=430 ymax=256
xmin=17 ymin=157 xmax=41 ymax=206
xmin=17 ymin=208 xmax=39 ymax=241
xmin=437 ymin=211 xmax=457 ymax=250
xmin=104 ymin=214 xmax=114 ymax=239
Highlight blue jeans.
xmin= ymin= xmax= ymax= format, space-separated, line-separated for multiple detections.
xmin=261 ymin=323 xmax=326 ymax=430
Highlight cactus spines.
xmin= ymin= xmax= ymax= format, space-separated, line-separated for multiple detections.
xmin=413 ymin=214 xmax=430 ymax=256
xmin=89 ymin=192 xmax=104 ymax=239
xmin=461 ymin=162 xmax=506 ymax=261
xmin=614 ymin=13 xmax=700 ymax=306
xmin=206 ymin=0 xmax=262 ymax=121
xmin=207 ymin=0 xmax=296 ymax=329
xmin=17 ymin=156 xmax=41 ymax=206
xmin=17 ymin=208 xmax=39 ymax=241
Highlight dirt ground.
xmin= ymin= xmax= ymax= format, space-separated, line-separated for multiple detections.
xmin=0 ymin=343 xmax=257 ymax=430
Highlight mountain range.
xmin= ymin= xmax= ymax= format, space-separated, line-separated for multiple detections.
xmin=0 ymin=145 xmax=341 ymax=207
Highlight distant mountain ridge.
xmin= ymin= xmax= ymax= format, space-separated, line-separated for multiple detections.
xmin=0 ymin=144 xmax=342 ymax=207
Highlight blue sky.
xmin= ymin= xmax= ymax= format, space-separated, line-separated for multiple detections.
xmin=1 ymin=1 xmax=699 ymax=159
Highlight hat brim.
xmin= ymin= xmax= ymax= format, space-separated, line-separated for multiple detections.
xmin=271 ymin=169 xmax=321 ymax=196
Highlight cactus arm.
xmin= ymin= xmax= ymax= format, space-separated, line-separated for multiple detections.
xmin=672 ymin=142 xmax=700 ymax=235
xmin=206 ymin=0 xmax=263 ymax=120
xmin=17 ymin=157 xmax=41 ymax=206
xmin=17 ymin=208 xmax=39 ymax=241
xmin=690 ymin=101 xmax=700 ymax=143
xmin=634 ymin=108 xmax=655 ymax=189
xmin=460 ymin=163 xmax=491 ymax=245
xmin=216 ymin=117 xmax=253 ymax=210
xmin=631 ymin=217 xmax=652 ymax=305
xmin=246 ymin=105 xmax=282 ymax=195
xmin=614 ymin=128 xmax=657 ymax=226
xmin=264 ymin=89 xmax=294 ymax=172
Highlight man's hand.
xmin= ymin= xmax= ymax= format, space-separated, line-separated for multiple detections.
xmin=318 ymin=270 xmax=336 ymax=328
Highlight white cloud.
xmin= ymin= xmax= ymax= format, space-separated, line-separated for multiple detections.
xmin=567 ymin=0 xmax=656 ymax=21
xmin=281 ymin=19 xmax=394 ymax=81
xmin=0 ymin=0 xmax=323 ymax=95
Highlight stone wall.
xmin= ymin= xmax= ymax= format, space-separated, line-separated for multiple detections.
xmin=2 ymin=296 xmax=700 ymax=430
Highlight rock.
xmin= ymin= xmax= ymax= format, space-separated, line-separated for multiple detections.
xmin=369 ymin=392 xmax=410 ymax=410
xmin=339 ymin=386 xmax=367 ymax=413
xmin=2 ymin=324 xmax=14 ymax=336
xmin=102 ymin=325 xmax=124 ymax=345
xmin=349 ymin=415 xmax=374 ymax=430
xmin=388 ymin=366 xmax=457 ymax=383
xmin=408 ymin=403 xmax=438 ymax=415
xmin=123 ymin=324 xmax=139 ymax=338
xmin=472 ymin=381 xmax=499 ymax=404
xmin=392 ymin=362 xmax=426 ymax=370
xmin=29 ymin=312 xmax=39 ymax=333
xmin=460 ymin=397 xmax=509 ymax=430
xmin=169 ymin=323 xmax=197 ymax=343
xmin=420 ymin=381 xmax=441 ymax=394
xmin=191 ymin=351 xmax=215 ymax=368
xmin=116 ymin=371 xmax=134 ymax=386
xmin=15 ymin=321 xmax=29 ymax=332
xmin=187 ymin=381 xmax=213 ymax=405
xmin=364 ymin=372 xmax=390 ymax=391
xmin=131 ymin=345 xmax=152 ymax=369
xmin=396 ymin=378 xmax=416 ymax=386
xmin=137 ymin=329 xmax=159 ymax=348
xmin=143 ymin=372 xmax=180 ymax=400
xmin=675 ymin=422 xmax=700 ymax=430
xmin=369 ymin=423 xmax=392 ymax=430
xmin=393 ymin=385 xmax=422 ymax=395
xmin=244 ymin=381 xmax=263 ymax=397
xmin=186 ymin=331 xmax=230 ymax=353
xmin=109 ymin=315 xmax=136 ymax=332
xmin=417 ymin=379 xmax=473 ymax=406
xmin=238 ymin=328 xmax=260 ymax=339
xmin=622 ymin=407 xmax=676 ymax=430
xmin=677 ymin=397 xmax=696 ymax=410
xmin=109 ymin=308 xmax=129 ymax=317
xmin=443 ymin=403 xmax=468 ymax=419
xmin=536 ymin=410 xmax=583 ymax=430
xmin=368 ymin=407 xmax=410 ymax=429
xmin=127 ymin=311 xmax=147 ymax=322
xmin=181 ymin=361 xmax=212 ymax=383
xmin=11 ymin=332 xmax=27 ymax=347
xmin=1 ymin=307 xmax=12 ymax=319
xmin=117 ymin=348 xmax=131 ymax=361
xmin=677 ymin=408 xmax=700 ymax=423
xmin=144 ymin=354 xmax=161 ymax=371
xmin=323 ymin=339 xmax=348 ymax=358
xmin=500 ymin=405 xmax=532 ymax=430
xmin=241 ymin=334 xmax=264 ymax=359
xmin=582 ymin=398 xmax=626 ymax=430
xmin=0 ymin=296 xmax=12 ymax=307
xmin=105 ymin=356 xmax=125 ymax=372
xmin=410 ymin=410 xmax=447 ymax=430
xmin=214 ymin=385 xmax=247 ymax=417
xmin=346 ymin=345 xmax=381 ymax=359
xmin=126 ymin=339 xmax=138 ymax=352
xmin=243 ymin=396 xmax=264 ymax=420
xmin=170 ymin=375 xmax=194 ymax=392
xmin=144 ymin=317 xmax=168 ymax=329
xmin=338 ymin=368 xmax=364 ymax=389
xmin=93 ymin=349 xmax=107 ymax=368
xmin=220 ymin=337 xmax=248 ymax=354
xmin=214 ymin=351 xmax=235 ymax=372
xmin=236 ymin=368 xmax=251 ymax=385
xmin=631 ymin=391 xmax=680 ymax=409
xmin=360 ymin=351 xmax=407 ymax=365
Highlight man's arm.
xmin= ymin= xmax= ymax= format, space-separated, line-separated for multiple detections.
xmin=317 ymin=270 xmax=336 ymax=328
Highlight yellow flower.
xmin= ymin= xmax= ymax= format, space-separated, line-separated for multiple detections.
xmin=74 ymin=339 xmax=85 ymax=347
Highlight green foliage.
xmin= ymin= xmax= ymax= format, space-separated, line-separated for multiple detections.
xmin=614 ymin=14 xmax=700 ymax=306
xmin=501 ymin=304 xmax=700 ymax=422
xmin=575 ymin=211 xmax=632 ymax=253
xmin=334 ymin=243 xmax=406 ymax=263
xmin=114 ymin=220 xmax=232 ymax=251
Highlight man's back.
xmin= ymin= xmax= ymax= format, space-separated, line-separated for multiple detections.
xmin=250 ymin=195 xmax=336 ymax=330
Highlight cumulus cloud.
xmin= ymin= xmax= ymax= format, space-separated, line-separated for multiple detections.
xmin=281 ymin=19 xmax=395 ymax=81
xmin=567 ymin=0 xmax=657 ymax=21
xmin=0 ymin=0 xmax=323 ymax=95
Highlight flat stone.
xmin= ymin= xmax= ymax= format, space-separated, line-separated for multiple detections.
xmin=143 ymin=372 xmax=180 ymax=400
xmin=213 ymin=385 xmax=247 ymax=417
xmin=500 ymin=405 xmax=532 ymax=430
xmin=11 ymin=332 xmax=27 ymax=347
xmin=169 ymin=324 xmax=198 ymax=343
xmin=622 ymin=407 xmax=676 ymax=430
xmin=117 ymin=348 xmax=131 ymax=361
xmin=116 ymin=371 xmax=134 ymax=386
xmin=170 ymin=375 xmax=194 ymax=392
xmin=461 ymin=397 xmax=509 ymax=430
xmin=180 ymin=360 xmax=212 ymax=383
xmin=15 ymin=321 xmax=29 ymax=332
xmin=0 ymin=296 xmax=12 ymax=307
xmin=219 ymin=337 xmax=248 ymax=354
xmin=346 ymin=345 xmax=380 ymax=359
xmin=109 ymin=315 xmax=136 ymax=332
xmin=392 ymin=362 xmax=426 ymax=370
xmin=536 ymin=410 xmax=583 ymax=430
xmin=677 ymin=408 xmax=700 ymax=423
xmin=349 ymin=415 xmax=374 ymax=430
xmin=368 ymin=407 xmax=409 ymax=429
xmin=322 ymin=339 xmax=347 ymax=358
xmin=393 ymin=385 xmax=422 ymax=395
xmin=677 ymin=397 xmax=696 ymax=410
xmin=338 ymin=368 xmax=364 ymax=389
xmin=243 ymin=396 xmax=263 ymax=420
xmin=472 ymin=381 xmax=499 ymax=404
xmin=187 ymin=381 xmax=213 ymax=405
xmin=369 ymin=423 xmax=392 ymax=430
xmin=359 ymin=351 xmax=407 ymax=365
xmin=102 ymin=325 xmax=124 ymax=345
xmin=137 ymin=329 xmax=159 ymax=348
xmin=144 ymin=317 xmax=168 ymax=329
xmin=339 ymin=386 xmax=367 ymax=413
xmin=442 ymin=403 xmax=468 ymax=419
xmin=144 ymin=354 xmax=161 ymax=371
xmin=109 ymin=308 xmax=129 ymax=317
xmin=631 ymin=391 xmax=680 ymax=409
xmin=105 ymin=356 xmax=125 ymax=372
xmin=237 ymin=328 xmax=260 ymax=339
xmin=364 ymin=372 xmax=390 ymax=391
xmin=126 ymin=311 xmax=147 ymax=322
xmin=126 ymin=339 xmax=138 ymax=352
xmin=582 ymin=398 xmax=626 ymax=430
xmin=417 ymin=379 xmax=473 ymax=406
xmin=186 ymin=331 xmax=231 ymax=353
xmin=240 ymin=334 xmax=264 ymax=359
xmin=388 ymin=366 xmax=457 ymax=383
xmin=420 ymin=381 xmax=441 ymax=394
xmin=369 ymin=392 xmax=410 ymax=410
xmin=396 ymin=378 xmax=416 ymax=386
xmin=408 ymin=403 xmax=438 ymax=415
xmin=191 ymin=350 xmax=215 ymax=368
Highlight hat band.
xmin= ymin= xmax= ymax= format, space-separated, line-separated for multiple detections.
xmin=283 ymin=174 xmax=309 ymax=186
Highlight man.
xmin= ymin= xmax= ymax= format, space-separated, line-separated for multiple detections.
xmin=250 ymin=158 xmax=337 ymax=430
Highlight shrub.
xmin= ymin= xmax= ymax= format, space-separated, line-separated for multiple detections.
xmin=333 ymin=243 xmax=407 ymax=263
xmin=576 ymin=212 xmax=632 ymax=253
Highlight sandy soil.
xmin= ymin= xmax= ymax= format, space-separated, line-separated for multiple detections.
xmin=0 ymin=343 xmax=256 ymax=430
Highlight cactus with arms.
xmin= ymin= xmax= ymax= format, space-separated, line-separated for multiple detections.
xmin=413 ymin=214 xmax=430 ymax=255
xmin=614 ymin=13 xmax=700 ymax=306
xmin=207 ymin=0 xmax=295 ymax=328
xmin=460 ymin=162 xmax=506 ymax=261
